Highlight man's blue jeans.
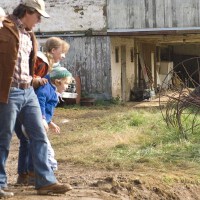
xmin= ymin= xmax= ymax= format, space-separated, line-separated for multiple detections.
xmin=15 ymin=119 xmax=34 ymax=174
xmin=0 ymin=87 xmax=57 ymax=189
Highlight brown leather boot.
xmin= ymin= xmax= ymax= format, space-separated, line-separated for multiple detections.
xmin=37 ymin=183 xmax=72 ymax=195
xmin=28 ymin=171 xmax=35 ymax=186
xmin=16 ymin=173 xmax=29 ymax=185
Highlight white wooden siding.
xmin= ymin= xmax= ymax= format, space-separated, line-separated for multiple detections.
xmin=108 ymin=0 xmax=200 ymax=29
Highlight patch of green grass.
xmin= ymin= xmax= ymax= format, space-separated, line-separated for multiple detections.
xmin=52 ymin=105 xmax=200 ymax=174
xmin=128 ymin=114 xmax=144 ymax=126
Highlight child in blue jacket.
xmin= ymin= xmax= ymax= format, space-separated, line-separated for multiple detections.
xmin=35 ymin=67 xmax=72 ymax=170
xmin=18 ymin=67 xmax=72 ymax=184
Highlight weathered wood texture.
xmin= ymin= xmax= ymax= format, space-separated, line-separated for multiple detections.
xmin=1 ymin=0 xmax=106 ymax=32
xmin=107 ymin=0 xmax=200 ymax=29
xmin=61 ymin=36 xmax=112 ymax=100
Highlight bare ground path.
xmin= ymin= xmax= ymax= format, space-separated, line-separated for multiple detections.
xmin=4 ymin=132 xmax=200 ymax=200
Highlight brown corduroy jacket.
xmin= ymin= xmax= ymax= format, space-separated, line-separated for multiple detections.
xmin=0 ymin=15 xmax=37 ymax=103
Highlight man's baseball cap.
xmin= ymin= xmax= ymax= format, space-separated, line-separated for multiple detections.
xmin=21 ymin=0 xmax=50 ymax=18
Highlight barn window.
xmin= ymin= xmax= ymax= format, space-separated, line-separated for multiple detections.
xmin=130 ymin=48 xmax=134 ymax=62
xmin=115 ymin=47 xmax=119 ymax=63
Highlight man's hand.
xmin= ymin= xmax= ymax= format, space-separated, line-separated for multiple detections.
xmin=39 ymin=78 xmax=48 ymax=86
xmin=33 ymin=77 xmax=48 ymax=88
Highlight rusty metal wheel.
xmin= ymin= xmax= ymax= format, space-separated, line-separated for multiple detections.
xmin=159 ymin=57 xmax=200 ymax=139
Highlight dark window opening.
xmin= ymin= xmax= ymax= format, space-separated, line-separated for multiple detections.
xmin=130 ymin=48 xmax=134 ymax=62
xmin=115 ymin=47 xmax=119 ymax=63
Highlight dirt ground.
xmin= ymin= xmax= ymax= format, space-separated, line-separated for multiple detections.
xmin=6 ymin=139 xmax=200 ymax=200
xmin=4 ymin=101 xmax=200 ymax=200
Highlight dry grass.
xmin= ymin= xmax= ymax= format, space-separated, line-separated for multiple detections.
xmin=49 ymin=104 xmax=200 ymax=179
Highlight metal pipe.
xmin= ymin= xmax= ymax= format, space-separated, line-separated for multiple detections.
xmin=35 ymin=33 xmax=85 ymax=38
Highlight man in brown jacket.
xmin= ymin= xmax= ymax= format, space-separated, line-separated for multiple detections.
xmin=0 ymin=0 xmax=72 ymax=198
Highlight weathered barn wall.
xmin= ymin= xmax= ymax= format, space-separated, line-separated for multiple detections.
xmin=3 ymin=0 xmax=199 ymax=101
xmin=38 ymin=36 xmax=112 ymax=100
xmin=107 ymin=0 xmax=200 ymax=29
xmin=1 ymin=0 xmax=106 ymax=32
xmin=110 ymin=37 xmax=135 ymax=101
